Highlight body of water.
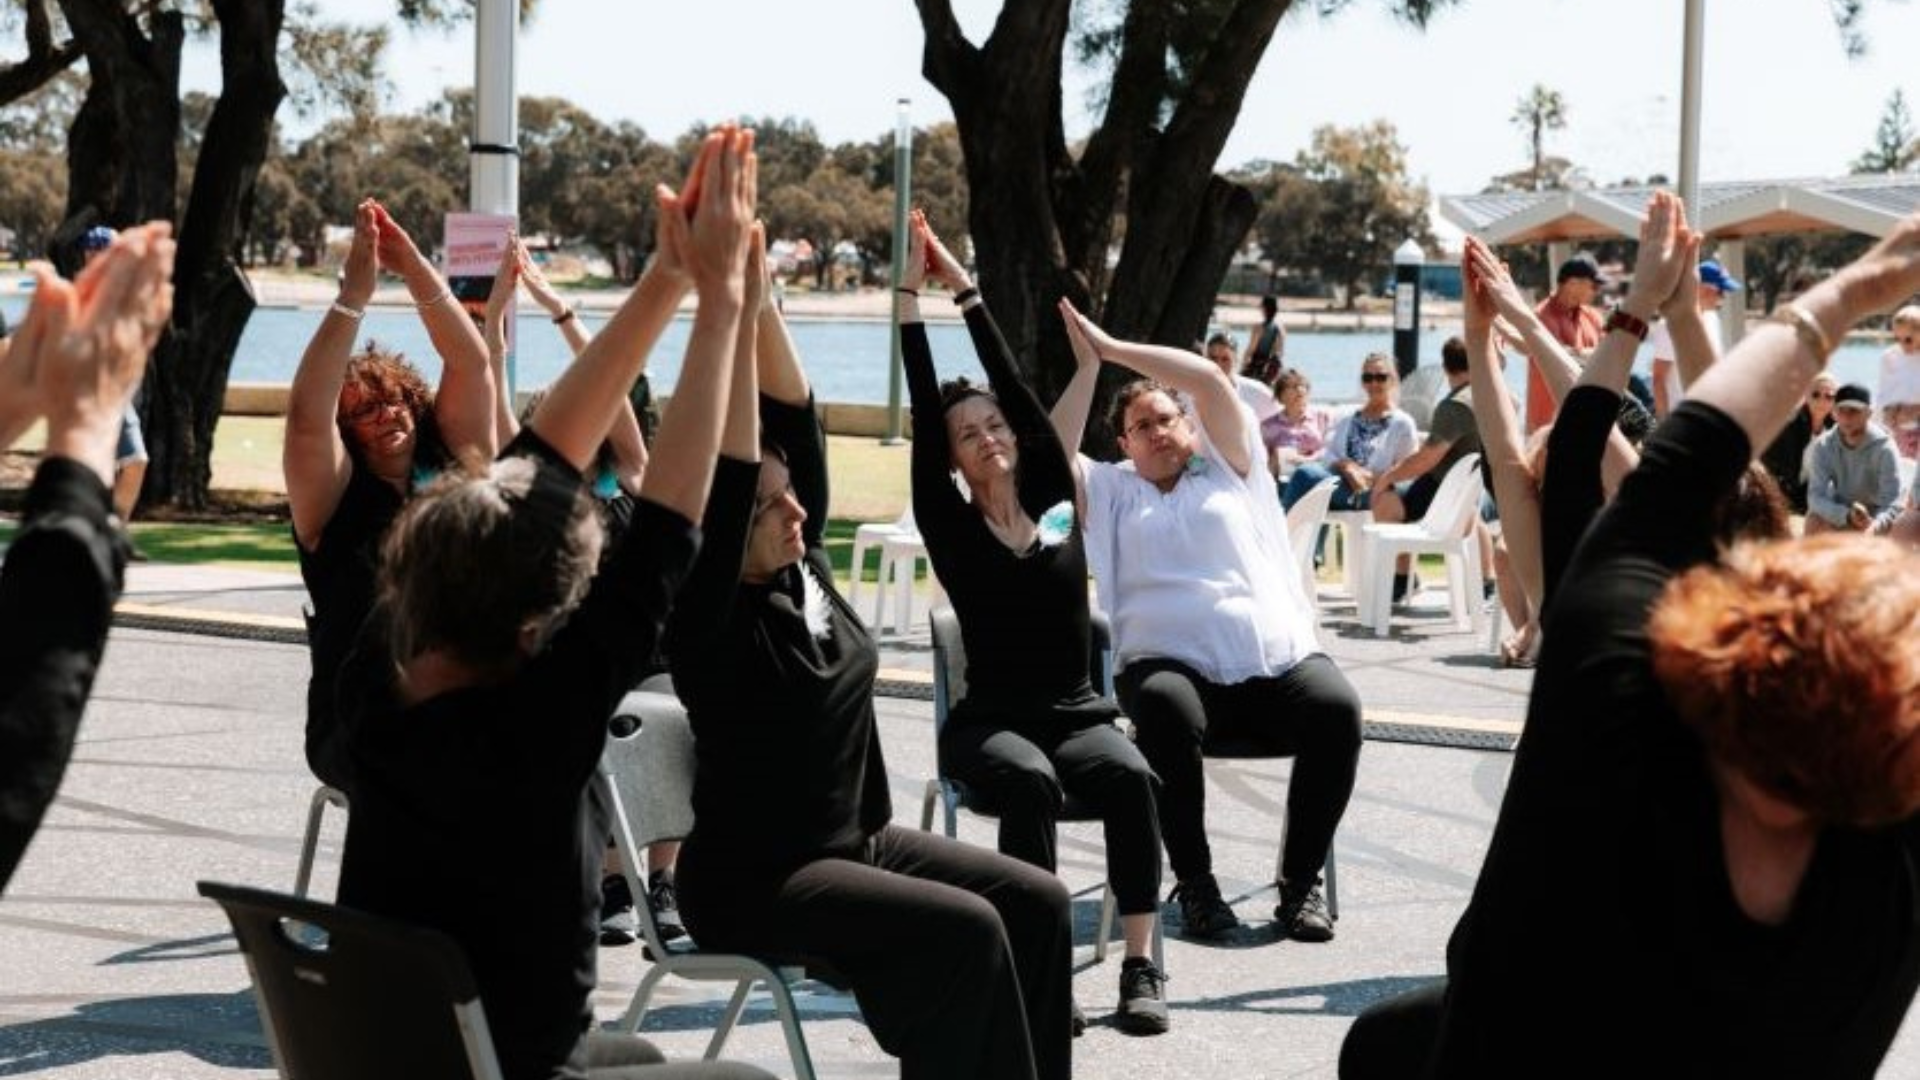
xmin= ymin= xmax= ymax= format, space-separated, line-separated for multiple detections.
xmin=0 ymin=295 xmax=1890 ymax=410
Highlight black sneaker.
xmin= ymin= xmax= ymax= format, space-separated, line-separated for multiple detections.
xmin=1274 ymin=879 xmax=1334 ymax=943
xmin=648 ymin=868 xmax=687 ymax=943
xmin=1115 ymin=957 xmax=1170 ymax=1035
xmin=599 ymin=873 xmax=637 ymax=947
xmin=1071 ymin=999 xmax=1087 ymax=1038
xmin=1168 ymin=875 xmax=1239 ymax=938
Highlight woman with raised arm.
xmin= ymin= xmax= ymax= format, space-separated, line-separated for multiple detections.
xmin=1050 ymin=300 xmax=1363 ymax=944
xmin=1341 ymin=204 xmax=1920 ymax=1079
xmin=668 ymin=214 xmax=1072 ymax=1080
xmin=284 ymin=196 xmax=501 ymax=792
xmin=897 ymin=212 xmax=1167 ymax=1035
xmin=335 ymin=127 xmax=772 ymax=1080
xmin=0 ymin=226 xmax=174 ymax=893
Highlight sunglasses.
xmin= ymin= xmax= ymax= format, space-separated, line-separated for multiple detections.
xmin=1809 ymin=391 xmax=1836 ymax=401
xmin=1360 ymin=372 xmax=1392 ymax=384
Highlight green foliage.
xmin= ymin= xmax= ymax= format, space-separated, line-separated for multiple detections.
xmin=1510 ymin=84 xmax=1568 ymax=192
xmin=1248 ymin=120 xmax=1433 ymax=309
xmin=1853 ymin=88 xmax=1918 ymax=174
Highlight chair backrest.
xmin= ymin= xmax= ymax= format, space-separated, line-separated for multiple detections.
xmin=601 ymin=690 xmax=697 ymax=850
xmin=1284 ymin=477 xmax=1340 ymax=601
xmin=198 ymin=880 xmax=504 ymax=1080
xmin=1415 ymin=452 xmax=1485 ymax=540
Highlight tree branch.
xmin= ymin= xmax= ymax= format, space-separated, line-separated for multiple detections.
xmin=1070 ymin=0 xmax=1170 ymax=306
xmin=914 ymin=0 xmax=979 ymax=103
xmin=0 ymin=0 xmax=79 ymax=108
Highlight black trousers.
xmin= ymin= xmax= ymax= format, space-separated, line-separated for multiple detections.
xmin=677 ymin=824 xmax=1072 ymax=1080
xmin=1338 ymin=979 xmax=1446 ymax=1079
xmin=1116 ymin=653 xmax=1363 ymax=888
xmin=940 ymin=719 xmax=1163 ymax=915
xmin=582 ymin=1032 xmax=776 ymax=1079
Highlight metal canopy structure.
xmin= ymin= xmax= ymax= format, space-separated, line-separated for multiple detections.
xmin=1441 ymin=176 xmax=1920 ymax=246
xmin=1440 ymin=176 xmax=1920 ymax=344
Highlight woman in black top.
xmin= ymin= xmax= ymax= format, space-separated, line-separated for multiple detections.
xmin=1759 ymin=371 xmax=1838 ymax=514
xmin=338 ymin=126 xmax=773 ymax=1080
xmin=285 ymin=197 xmax=499 ymax=792
xmin=0 ymin=226 xmax=173 ymax=893
xmin=1342 ymin=196 xmax=1920 ymax=1079
xmin=669 ymin=233 xmax=1073 ymax=1080
xmin=897 ymin=212 xmax=1167 ymax=1034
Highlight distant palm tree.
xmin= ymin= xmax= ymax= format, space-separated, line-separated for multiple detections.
xmin=1511 ymin=85 xmax=1568 ymax=191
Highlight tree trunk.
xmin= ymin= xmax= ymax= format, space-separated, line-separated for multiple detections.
xmin=145 ymin=0 xmax=287 ymax=509
xmin=918 ymin=0 xmax=1292 ymax=453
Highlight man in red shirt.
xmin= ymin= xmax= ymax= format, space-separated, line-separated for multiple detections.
xmin=1526 ymin=254 xmax=1605 ymax=432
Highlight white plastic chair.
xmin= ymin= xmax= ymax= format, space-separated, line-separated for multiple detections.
xmin=847 ymin=506 xmax=915 ymax=622
xmin=1358 ymin=453 xmax=1487 ymax=638
xmin=875 ymin=530 xmax=941 ymax=635
xmin=1284 ymin=478 xmax=1340 ymax=609
xmin=1324 ymin=509 xmax=1372 ymax=609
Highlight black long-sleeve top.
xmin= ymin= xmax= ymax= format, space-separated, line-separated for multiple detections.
xmin=902 ymin=307 xmax=1115 ymax=731
xmin=667 ymin=395 xmax=891 ymax=876
xmin=1759 ymin=404 xmax=1831 ymax=514
xmin=0 ymin=458 xmax=128 ymax=892
xmin=1429 ymin=401 xmax=1920 ymax=1078
xmin=337 ymin=431 xmax=699 ymax=1080
xmin=1538 ymin=385 xmax=1619 ymax=611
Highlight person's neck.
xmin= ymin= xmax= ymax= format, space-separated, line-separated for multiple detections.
xmin=1361 ymin=399 xmax=1392 ymax=418
xmin=398 ymin=648 xmax=493 ymax=706
xmin=1841 ymin=428 xmax=1868 ymax=449
xmin=1713 ymin=763 xmax=1818 ymax=927
xmin=367 ymin=454 xmax=412 ymax=492
xmin=1284 ymin=401 xmax=1308 ymax=422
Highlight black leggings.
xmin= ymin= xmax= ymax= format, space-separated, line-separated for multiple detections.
xmin=1338 ymin=979 xmax=1446 ymax=1079
xmin=676 ymin=824 xmax=1072 ymax=1080
xmin=940 ymin=719 xmax=1163 ymax=915
xmin=1117 ymin=653 xmax=1363 ymax=888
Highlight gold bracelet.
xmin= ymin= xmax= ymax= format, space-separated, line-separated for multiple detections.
xmin=415 ymin=289 xmax=452 ymax=311
xmin=1770 ymin=303 xmax=1833 ymax=360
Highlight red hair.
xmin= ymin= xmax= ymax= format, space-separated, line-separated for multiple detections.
xmin=1649 ymin=534 xmax=1920 ymax=826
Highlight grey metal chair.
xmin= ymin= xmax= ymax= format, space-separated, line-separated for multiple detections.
xmin=291 ymin=784 xmax=349 ymax=900
xmin=596 ymin=689 xmax=822 ymax=1080
xmin=199 ymin=880 xmax=506 ymax=1080
xmin=921 ymin=605 xmax=1165 ymax=967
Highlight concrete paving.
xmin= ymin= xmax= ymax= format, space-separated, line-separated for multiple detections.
xmin=0 ymin=564 xmax=1914 ymax=1078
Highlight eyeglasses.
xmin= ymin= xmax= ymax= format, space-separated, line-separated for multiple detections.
xmin=1360 ymin=372 xmax=1392 ymax=385
xmin=341 ymin=398 xmax=405 ymax=425
xmin=1125 ymin=412 xmax=1185 ymax=439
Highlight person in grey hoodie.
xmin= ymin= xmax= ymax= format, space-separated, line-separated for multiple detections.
xmin=1805 ymin=382 xmax=1903 ymax=533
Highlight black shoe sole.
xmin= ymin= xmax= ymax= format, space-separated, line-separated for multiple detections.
xmin=1071 ymin=1004 xmax=1087 ymax=1038
xmin=1115 ymin=1008 xmax=1170 ymax=1036
xmin=600 ymin=928 xmax=638 ymax=947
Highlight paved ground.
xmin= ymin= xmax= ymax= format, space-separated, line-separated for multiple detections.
xmin=1 ymin=564 xmax=1914 ymax=1078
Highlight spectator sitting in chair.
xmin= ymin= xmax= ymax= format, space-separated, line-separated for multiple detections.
xmin=1367 ymin=336 xmax=1493 ymax=606
xmin=1804 ymin=383 xmax=1903 ymax=535
xmin=1647 ymin=257 xmax=1738 ymax=419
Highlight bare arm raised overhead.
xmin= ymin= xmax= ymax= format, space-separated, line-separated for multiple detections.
xmin=284 ymin=200 xmax=379 ymax=550
xmin=1055 ymin=299 xmax=1254 ymax=479
xmin=371 ymin=201 xmax=498 ymax=465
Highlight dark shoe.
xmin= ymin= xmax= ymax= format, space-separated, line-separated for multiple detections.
xmin=1115 ymin=957 xmax=1170 ymax=1035
xmin=1169 ymin=875 xmax=1238 ymax=938
xmin=1071 ymin=999 xmax=1087 ymax=1038
xmin=1275 ymin=879 xmax=1334 ymax=943
xmin=599 ymin=873 xmax=637 ymax=947
xmin=647 ymin=868 xmax=687 ymax=943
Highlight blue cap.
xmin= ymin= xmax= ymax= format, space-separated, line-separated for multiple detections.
xmin=80 ymin=225 xmax=117 ymax=252
xmin=1698 ymin=259 xmax=1740 ymax=294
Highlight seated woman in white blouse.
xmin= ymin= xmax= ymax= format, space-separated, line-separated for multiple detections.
xmin=1049 ymin=299 xmax=1364 ymax=944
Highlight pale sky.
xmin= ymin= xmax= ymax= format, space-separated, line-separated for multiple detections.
xmin=184 ymin=0 xmax=1920 ymax=199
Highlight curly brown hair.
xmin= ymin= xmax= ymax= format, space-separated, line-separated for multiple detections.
xmin=337 ymin=344 xmax=442 ymax=465
xmin=1649 ymin=534 xmax=1920 ymax=826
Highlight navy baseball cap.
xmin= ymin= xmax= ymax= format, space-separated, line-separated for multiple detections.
xmin=1556 ymin=254 xmax=1605 ymax=285
xmin=80 ymin=225 xmax=117 ymax=252
xmin=1698 ymin=259 xmax=1741 ymax=294
xmin=1833 ymin=383 xmax=1872 ymax=410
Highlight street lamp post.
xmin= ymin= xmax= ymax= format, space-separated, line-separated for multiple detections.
xmin=471 ymin=0 xmax=519 ymax=218
xmin=884 ymin=99 xmax=913 ymax=446
xmin=1391 ymin=238 xmax=1425 ymax=380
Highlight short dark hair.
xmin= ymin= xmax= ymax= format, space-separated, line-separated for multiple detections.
xmin=1440 ymin=336 xmax=1469 ymax=375
xmin=938 ymin=376 xmax=995 ymax=415
xmin=1106 ymin=378 xmax=1181 ymax=441
xmin=1260 ymin=295 xmax=1278 ymax=318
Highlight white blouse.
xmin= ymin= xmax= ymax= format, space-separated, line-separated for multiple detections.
xmin=1081 ymin=417 xmax=1320 ymax=685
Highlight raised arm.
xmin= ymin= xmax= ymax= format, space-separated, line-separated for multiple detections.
xmin=1051 ymin=299 xmax=1102 ymax=514
xmin=480 ymin=238 xmax=521 ymax=447
xmin=285 ymin=200 xmax=377 ymax=550
xmin=897 ymin=212 xmax=970 ymax=534
xmin=372 ymin=201 xmax=497 ymax=464
xmin=629 ymin=126 xmax=755 ymax=525
xmin=1662 ymin=257 xmax=1719 ymax=395
xmin=517 ymin=239 xmax=592 ymax=357
xmin=1057 ymin=299 xmax=1253 ymax=478
xmin=1690 ymin=209 xmax=1920 ymax=456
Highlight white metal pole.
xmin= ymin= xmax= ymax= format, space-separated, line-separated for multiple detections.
xmin=471 ymin=0 xmax=519 ymax=217
xmin=884 ymin=98 xmax=913 ymax=445
xmin=1678 ymin=0 xmax=1704 ymax=214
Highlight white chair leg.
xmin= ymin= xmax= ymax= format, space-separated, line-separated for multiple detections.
xmin=848 ymin=538 xmax=870 ymax=613
xmin=1094 ymin=883 xmax=1117 ymax=964
xmin=1368 ymin=542 xmax=1395 ymax=637
xmin=871 ymin=554 xmax=892 ymax=632
xmin=766 ymin=978 xmax=820 ymax=1080
xmin=293 ymin=785 xmax=348 ymax=900
xmin=704 ymin=980 xmax=755 ymax=1060
xmin=892 ymin=557 xmax=914 ymax=635
xmin=619 ymin=964 xmax=673 ymax=1033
